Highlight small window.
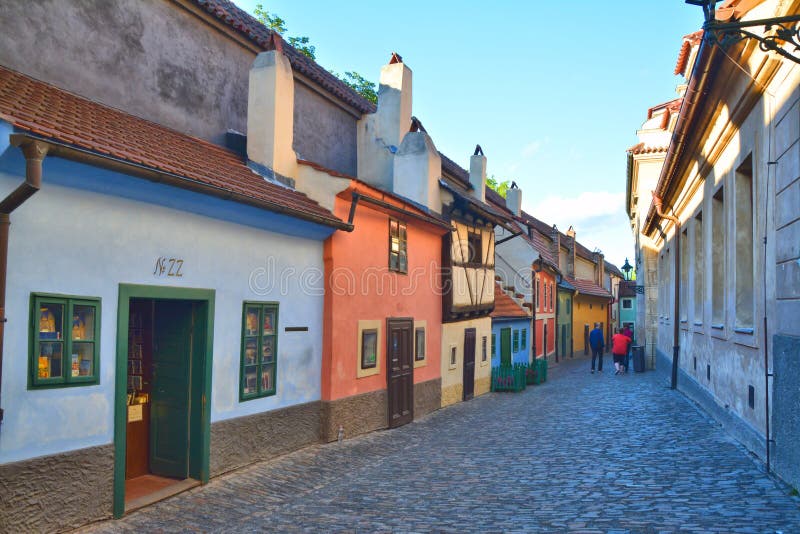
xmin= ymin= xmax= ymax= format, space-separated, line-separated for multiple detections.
xmin=521 ymin=329 xmax=527 ymax=350
xmin=389 ymin=219 xmax=408 ymax=273
xmin=31 ymin=294 xmax=101 ymax=388
xmin=622 ymin=299 xmax=632 ymax=309
xmin=590 ymin=303 xmax=593 ymax=310
xmin=415 ymin=327 xmax=425 ymax=361
xmin=513 ymin=330 xmax=519 ymax=352
xmin=481 ymin=336 xmax=487 ymax=362
xmin=550 ymin=283 xmax=554 ymax=310
xmin=467 ymin=229 xmax=483 ymax=265
xmin=491 ymin=333 xmax=497 ymax=356
xmin=361 ymin=329 xmax=378 ymax=369
xmin=450 ymin=346 xmax=457 ymax=367
xmin=536 ymin=279 xmax=541 ymax=310
xmin=241 ymin=302 xmax=278 ymax=400
xmin=566 ymin=298 xmax=571 ymax=313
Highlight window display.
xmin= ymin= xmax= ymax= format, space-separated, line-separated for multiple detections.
xmin=240 ymin=302 xmax=278 ymax=400
xmin=30 ymin=295 xmax=100 ymax=387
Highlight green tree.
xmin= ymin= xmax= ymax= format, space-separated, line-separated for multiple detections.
xmin=487 ymin=175 xmax=511 ymax=198
xmin=253 ymin=6 xmax=376 ymax=104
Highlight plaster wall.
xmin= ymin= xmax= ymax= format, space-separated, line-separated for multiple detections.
xmin=0 ymin=157 xmax=328 ymax=465
xmin=491 ymin=318 xmax=531 ymax=366
xmin=0 ymin=0 xmax=359 ymax=176
xmin=494 ymin=226 xmax=535 ymax=300
xmin=575 ymin=256 xmax=596 ymax=281
xmin=556 ymin=289 xmax=574 ymax=358
xmin=0 ymin=0 xmax=252 ymax=145
xmin=322 ymin=195 xmax=442 ymax=402
xmin=393 ymin=132 xmax=443 ymax=213
xmin=450 ymin=223 xmax=495 ymax=308
xmin=573 ymin=296 xmax=609 ymax=353
xmin=441 ymin=317 xmax=491 ymax=407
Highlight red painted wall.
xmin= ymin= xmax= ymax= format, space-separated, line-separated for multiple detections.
xmin=321 ymin=185 xmax=444 ymax=401
xmin=533 ymin=270 xmax=556 ymax=357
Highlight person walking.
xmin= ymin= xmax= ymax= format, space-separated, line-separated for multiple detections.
xmin=589 ymin=323 xmax=605 ymax=373
xmin=612 ymin=328 xmax=633 ymax=375
xmin=622 ymin=325 xmax=634 ymax=372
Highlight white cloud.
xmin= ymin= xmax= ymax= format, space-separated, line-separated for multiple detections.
xmin=521 ymin=140 xmax=542 ymax=158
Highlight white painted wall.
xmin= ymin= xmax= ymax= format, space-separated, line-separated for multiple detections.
xmin=0 ymin=168 xmax=325 ymax=464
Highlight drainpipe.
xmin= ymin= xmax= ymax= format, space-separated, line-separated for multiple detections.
xmin=652 ymin=192 xmax=681 ymax=390
xmin=0 ymin=137 xmax=48 ymax=426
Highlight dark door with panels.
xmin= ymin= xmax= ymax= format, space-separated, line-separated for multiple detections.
xmin=387 ymin=318 xmax=414 ymax=428
xmin=463 ymin=328 xmax=476 ymax=401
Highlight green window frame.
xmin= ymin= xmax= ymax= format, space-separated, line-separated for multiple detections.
xmin=512 ymin=329 xmax=519 ymax=353
xmin=491 ymin=333 xmax=496 ymax=356
xmin=29 ymin=293 xmax=101 ymax=388
xmin=521 ymin=328 xmax=527 ymax=350
xmin=240 ymin=302 xmax=279 ymax=401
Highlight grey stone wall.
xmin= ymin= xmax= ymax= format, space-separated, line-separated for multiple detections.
xmin=0 ymin=0 xmax=361 ymax=172
xmin=210 ymin=401 xmax=321 ymax=477
xmin=294 ymin=82 xmax=358 ymax=176
xmin=414 ymin=378 xmax=442 ymax=419
xmin=773 ymin=334 xmax=800 ymax=491
xmin=320 ymin=389 xmax=387 ymax=443
xmin=0 ymin=0 xmax=252 ymax=145
xmin=0 ymin=444 xmax=113 ymax=533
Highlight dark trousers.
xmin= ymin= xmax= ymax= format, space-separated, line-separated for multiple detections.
xmin=591 ymin=347 xmax=604 ymax=371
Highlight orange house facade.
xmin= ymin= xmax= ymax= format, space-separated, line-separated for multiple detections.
xmin=533 ymin=267 xmax=557 ymax=359
xmin=318 ymin=175 xmax=449 ymax=441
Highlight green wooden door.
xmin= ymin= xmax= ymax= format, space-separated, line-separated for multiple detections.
xmin=150 ymin=300 xmax=193 ymax=479
xmin=500 ymin=327 xmax=512 ymax=366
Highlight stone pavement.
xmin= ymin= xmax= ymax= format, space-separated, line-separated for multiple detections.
xmin=82 ymin=356 xmax=800 ymax=533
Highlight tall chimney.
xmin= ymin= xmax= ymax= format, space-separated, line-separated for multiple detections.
xmin=393 ymin=117 xmax=442 ymax=213
xmin=357 ymin=52 xmax=412 ymax=190
xmin=566 ymin=225 xmax=576 ymax=277
xmin=469 ymin=145 xmax=486 ymax=202
xmin=247 ymin=35 xmax=297 ymax=179
xmin=506 ymin=182 xmax=522 ymax=216
xmin=550 ymin=224 xmax=561 ymax=271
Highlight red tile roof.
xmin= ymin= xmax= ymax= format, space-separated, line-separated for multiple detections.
xmin=439 ymin=151 xmax=472 ymax=190
xmin=675 ymin=30 xmax=704 ymax=75
xmin=0 ymin=65 xmax=346 ymax=228
xmin=192 ymin=0 xmax=375 ymax=114
xmin=491 ymin=283 xmax=530 ymax=319
xmin=566 ymin=276 xmax=612 ymax=299
xmin=627 ymin=143 xmax=668 ymax=155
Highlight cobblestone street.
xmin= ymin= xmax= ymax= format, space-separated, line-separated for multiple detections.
xmin=83 ymin=357 xmax=800 ymax=533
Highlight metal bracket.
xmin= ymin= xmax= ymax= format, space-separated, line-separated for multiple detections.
xmin=688 ymin=1 xmax=800 ymax=65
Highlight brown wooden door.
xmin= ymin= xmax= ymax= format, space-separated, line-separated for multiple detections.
xmin=387 ymin=318 xmax=414 ymax=428
xmin=463 ymin=328 xmax=476 ymax=401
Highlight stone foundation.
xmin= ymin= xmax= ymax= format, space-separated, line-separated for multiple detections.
xmin=320 ymin=389 xmax=387 ymax=442
xmin=210 ymin=400 xmax=321 ymax=477
xmin=773 ymin=334 xmax=800 ymax=491
xmin=441 ymin=383 xmax=463 ymax=407
xmin=474 ymin=376 xmax=491 ymax=397
xmin=0 ymin=444 xmax=114 ymax=533
xmin=414 ymin=378 xmax=442 ymax=419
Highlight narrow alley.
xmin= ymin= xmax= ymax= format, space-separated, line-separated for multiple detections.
xmin=83 ymin=358 xmax=800 ymax=533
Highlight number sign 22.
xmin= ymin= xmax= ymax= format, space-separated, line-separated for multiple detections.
xmin=153 ymin=257 xmax=184 ymax=278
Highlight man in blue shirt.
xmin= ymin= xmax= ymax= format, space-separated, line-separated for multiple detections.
xmin=589 ymin=323 xmax=605 ymax=374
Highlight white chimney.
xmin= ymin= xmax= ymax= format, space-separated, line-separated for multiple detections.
xmin=247 ymin=35 xmax=297 ymax=179
xmin=469 ymin=145 xmax=486 ymax=202
xmin=357 ymin=53 xmax=412 ymax=190
xmin=393 ymin=118 xmax=441 ymax=213
xmin=506 ymin=182 xmax=522 ymax=216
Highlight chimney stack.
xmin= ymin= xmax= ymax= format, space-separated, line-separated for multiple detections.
xmin=247 ymin=35 xmax=297 ymax=179
xmin=566 ymin=226 xmax=576 ymax=277
xmin=357 ymin=52 xmax=412 ymax=190
xmin=592 ymin=250 xmax=606 ymax=287
xmin=506 ymin=182 xmax=522 ymax=216
xmin=393 ymin=117 xmax=442 ymax=213
xmin=469 ymin=145 xmax=487 ymax=202
xmin=550 ymin=224 xmax=561 ymax=271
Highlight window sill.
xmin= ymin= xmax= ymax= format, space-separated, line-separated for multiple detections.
xmin=693 ymin=322 xmax=703 ymax=327
xmin=711 ymin=324 xmax=724 ymax=330
xmin=734 ymin=327 xmax=754 ymax=335
xmin=413 ymin=358 xmax=427 ymax=369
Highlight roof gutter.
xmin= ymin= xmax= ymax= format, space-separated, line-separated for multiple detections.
xmin=10 ymin=132 xmax=353 ymax=232
xmin=0 ymin=135 xmax=49 ymax=428
xmin=643 ymin=35 xmax=721 ymax=237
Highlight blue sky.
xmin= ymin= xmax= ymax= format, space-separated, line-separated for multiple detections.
xmin=236 ymin=1 xmax=702 ymax=268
